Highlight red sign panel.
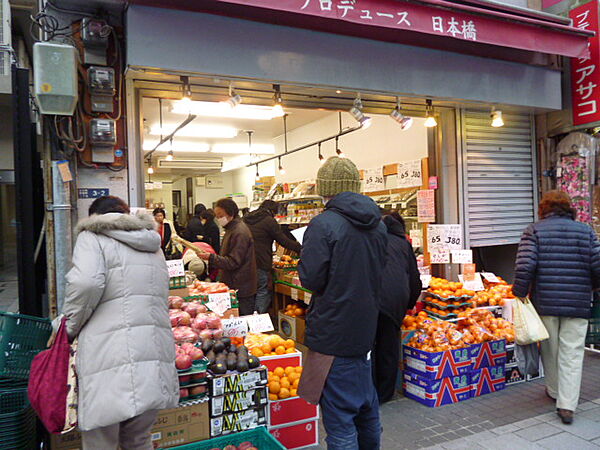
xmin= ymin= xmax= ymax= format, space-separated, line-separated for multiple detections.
xmin=571 ymin=1 xmax=600 ymax=126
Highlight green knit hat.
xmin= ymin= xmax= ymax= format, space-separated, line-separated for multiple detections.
xmin=317 ymin=156 xmax=361 ymax=197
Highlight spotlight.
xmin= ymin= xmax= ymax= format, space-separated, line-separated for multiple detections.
xmin=424 ymin=99 xmax=437 ymax=128
xmin=390 ymin=99 xmax=414 ymax=130
xmin=335 ymin=137 xmax=345 ymax=158
xmin=349 ymin=94 xmax=372 ymax=129
xmin=224 ymin=84 xmax=242 ymax=108
xmin=147 ymin=165 xmax=154 ymax=175
xmin=318 ymin=143 xmax=325 ymax=165
xmin=278 ymin=157 xmax=286 ymax=175
xmin=491 ymin=109 xmax=504 ymax=127
xmin=181 ymin=75 xmax=192 ymax=100
xmin=166 ymin=150 xmax=174 ymax=161
xmin=273 ymin=84 xmax=285 ymax=117
xmin=255 ymin=165 xmax=260 ymax=181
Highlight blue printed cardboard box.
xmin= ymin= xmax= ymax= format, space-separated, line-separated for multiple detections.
xmin=471 ymin=365 xmax=506 ymax=397
xmin=403 ymin=346 xmax=472 ymax=380
xmin=403 ymin=370 xmax=471 ymax=407
xmin=469 ymin=339 xmax=507 ymax=369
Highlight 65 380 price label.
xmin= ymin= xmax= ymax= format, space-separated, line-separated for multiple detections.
xmin=428 ymin=224 xmax=462 ymax=250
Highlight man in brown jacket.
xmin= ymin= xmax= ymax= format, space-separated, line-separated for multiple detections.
xmin=198 ymin=198 xmax=257 ymax=315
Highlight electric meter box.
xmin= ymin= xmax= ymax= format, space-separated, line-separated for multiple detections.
xmin=90 ymin=119 xmax=117 ymax=146
xmin=88 ymin=66 xmax=115 ymax=95
xmin=33 ymin=43 xmax=78 ymax=116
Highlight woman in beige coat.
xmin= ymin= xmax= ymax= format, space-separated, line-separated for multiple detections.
xmin=62 ymin=196 xmax=179 ymax=449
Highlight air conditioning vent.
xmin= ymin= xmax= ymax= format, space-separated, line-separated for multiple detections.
xmin=0 ymin=0 xmax=12 ymax=94
xmin=157 ymin=159 xmax=223 ymax=170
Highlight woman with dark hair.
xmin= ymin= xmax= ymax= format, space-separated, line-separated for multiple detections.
xmin=513 ymin=190 xmax=600 ymax=424
xmin=372 ymin=210 xmax=421 ymax=403
xmin=184 ymin=203 xmax=207 ymax=242
xmin=153 ymin=207 xmax=172 ymax=254
xmin=196 ymin=198 xmax=257 ymax=315
xmin=62 ymin=196 xmax=179 ymax=447
xmin=200 ymin=209 xmax=221 ymax=254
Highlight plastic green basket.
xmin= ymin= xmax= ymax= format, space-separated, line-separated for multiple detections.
xmin=0 ymin=312 xmax=52 ymax=379
xmin=164 ymin=426 xmax=285 ymax=450
xmin=169 ymin=276 xmax=187 ymax=290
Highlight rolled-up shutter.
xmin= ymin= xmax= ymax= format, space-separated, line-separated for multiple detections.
xmin=461 ymin=110 xmax=536 ymax=247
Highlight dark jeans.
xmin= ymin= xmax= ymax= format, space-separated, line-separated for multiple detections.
xmin=238 ymin=295 xmax=256 ymax=316
xmin=372 ymin=313 xmax=400 ymax=404
xmin=320 ymin=355 xmax=381 ymax=450
xmin=255 ymin=269 xmax=272 ymax=314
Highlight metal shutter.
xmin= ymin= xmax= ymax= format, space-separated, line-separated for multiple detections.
xmin=461 ymin=110 xmax=536 ymax=247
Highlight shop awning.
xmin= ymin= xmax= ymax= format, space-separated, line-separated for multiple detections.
xmin=129 ymin=0 xmax=592 ymax=58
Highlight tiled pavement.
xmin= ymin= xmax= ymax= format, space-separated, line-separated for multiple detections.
xmin=313 ymin=351 xmax=600 ymax=449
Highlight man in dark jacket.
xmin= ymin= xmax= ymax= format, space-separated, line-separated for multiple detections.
xmin=244 ymin=200 xmax=302 ymax=313
xmin=373 ymin=212 xmax=422 ymax=403
xmin=183 ymin=203 xmax=206 ymax=242
xmin=513 ymin=190 xmax=600 ymax=424
xmin=298 ymin=156 xmax=387 ymax=450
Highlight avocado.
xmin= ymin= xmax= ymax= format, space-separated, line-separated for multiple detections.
xmin=226 ymin=353 xmax=237 ymax=371
xmin=213 ymin=340 xmax=226 ymax=354
xmin=211 ymin=361 xmax=227 ymax=375
xmin=247 ymin=355 xmax=260 ymax=369
xmin=216 ymin=352 xmax=227 ymax=363
xmin=236 ymin=358 xmax=249 ymax=373
xmin=237 ymin=345 xmax=249 ymax=358
xmin=206 ymin=350 xmax=216 ymax=365
xmin=221 ymin=337 xmax=232 ymax=349
xmin=200 ymin=339 xmax=213 ymax=354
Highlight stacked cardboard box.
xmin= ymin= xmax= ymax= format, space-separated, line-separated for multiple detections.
xmin=470 ymin=340 xmax=507 ymax=397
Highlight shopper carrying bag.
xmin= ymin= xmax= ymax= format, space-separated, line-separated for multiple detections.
xmin=513 ymin=190 xmax=600 ymax=425
xmin=513 ymin=297 xmax=549 ymax=345
xmin=28 ymin=316 xmax=78 ymax=434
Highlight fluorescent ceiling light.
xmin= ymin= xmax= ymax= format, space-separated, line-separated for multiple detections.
xmin=221 ymin=155 xmax=259 ymax=172
xmin=171 ymin=100 xmax=285 ymax=120
xmin=212 ymin=143 xmax=275 ymax=155
xmin=143 ymin=140 xmax=210 ymax=153
xmin=150 ymin=124 xmax=238 ymax=139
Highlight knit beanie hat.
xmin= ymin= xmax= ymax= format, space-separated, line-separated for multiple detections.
xmin=317 ymin=156 xmax=361 ymax=197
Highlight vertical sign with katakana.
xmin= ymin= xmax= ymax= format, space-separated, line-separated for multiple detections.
xmin=570 ymin=1 xmax=600 ymax=126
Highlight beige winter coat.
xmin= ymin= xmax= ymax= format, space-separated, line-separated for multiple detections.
xmin=62 ymin=213 xmax=179 ymax=431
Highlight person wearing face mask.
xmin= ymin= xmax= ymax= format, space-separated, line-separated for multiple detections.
xmin=196 ymin=198 xmax=257 ymax=315
xmin=200 ymin=209 xmax=221 ymax=254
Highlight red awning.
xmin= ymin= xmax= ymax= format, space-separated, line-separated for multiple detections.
xmin=130 ymin=0 xmax=592 ymax=58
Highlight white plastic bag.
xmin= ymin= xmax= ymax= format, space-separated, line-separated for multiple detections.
xmin=513 ymin=298 xmax=550 ymax=345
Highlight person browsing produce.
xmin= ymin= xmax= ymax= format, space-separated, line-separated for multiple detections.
xmin=184 ymin=203 xmax=207 ymax=242
xmin=297 ymin=156 xmax=387 ymax=450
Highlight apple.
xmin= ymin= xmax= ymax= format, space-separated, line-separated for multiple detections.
xmin=180 ymin=343 xmax=195 ymax=354
xmin=211 ymin=328 xmax=224 ymax=339
xmin=179 ymin=388 xmax=188 ymax=398
xmin=169 ymin=296 xmax=184 ymax=309
xmin=190 ymin=385 xmax=206 ymax=396
xmin=189 ymin=347 xmax=204 ymax=361
xmin=176 ymin=354 xmax=192 ymax=371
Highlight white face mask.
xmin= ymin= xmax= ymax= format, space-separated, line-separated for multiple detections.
xmin=217 ymin=217 xmax=229 ymax=227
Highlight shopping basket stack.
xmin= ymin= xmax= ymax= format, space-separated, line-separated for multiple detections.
xmin=0 ymin=311 xmax=52 ymax=449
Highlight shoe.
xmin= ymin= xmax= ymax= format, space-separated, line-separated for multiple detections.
xmin=545 ymin=388 xmax=556 ymax=400
xmin=557 ymin=409 xmax=573 ymax=424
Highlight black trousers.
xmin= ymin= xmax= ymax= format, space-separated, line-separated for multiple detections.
xmin=238 ymin=295 xmax=256 ymax=316
xmin=372 ymin=313 xmax=400 ymax=404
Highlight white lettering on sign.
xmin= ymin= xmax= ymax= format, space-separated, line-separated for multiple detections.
xmin=364 ymin=167 xmax=385 ymax=192
xmin=430 ymin=247 xmax=450 ymax=264
xmin=451 ymin=250 xmax=473 ymax=264
xmin=245 ymin=313 xmax=275 ymax=333
xmin=397 ymin=159 xmax=423 ymax=188
xmin=206 ymin=292 xmax=232 ymax=316
xmin=222 ymin=317 xmax=248 ymax=337
xmin=431 ymin=16 xmax=477 ymax=40
xmin=428 ymin=224 xmax=462 ymax=250
xmin=166 ymin=259 xmax=185 ymax=278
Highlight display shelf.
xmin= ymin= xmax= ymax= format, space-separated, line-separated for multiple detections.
xmin=273 ymin=195 xmax=323 ymax=203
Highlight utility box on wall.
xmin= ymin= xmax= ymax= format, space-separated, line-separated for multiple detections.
xmin=205 ymin=175 xmax=224 ymax=189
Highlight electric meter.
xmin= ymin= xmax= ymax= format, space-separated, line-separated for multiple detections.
xmin=90 ymin=119 xmax=116 ymax=146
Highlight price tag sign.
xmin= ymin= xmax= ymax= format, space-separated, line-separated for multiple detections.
xmin=430 ymin=247 xmax=450 ymax=264
xmin=222 ymin=317 xmax=248 ymax=337
xmin=429 ymin=176 xmax=438 ymax=190
xmin=292 ymin=277 xmax=301 ymax=287
xmin=409 ymin=229 xmax=422 ymax=248
xmin=245 ymin=313 xmax=275 ymax=333
xmin=420 ymin=274 xmax=432 ymax=288
xmin=481 ymin=272 xmax=501 ymax=283
xmin=428 ymin=225 xmax=462 ymax=250
xmin=396 ymin=160 xmax=422 ymax=188
xmin=451 ymin=250 xmax=473 ymax=264
xmin=463 ymin=263 xmax=476 ymax=281
xmin=304 ymin=292 xmax=312 ymax=304
xmin=291 ymin=288 xmax=299 ymax=301
xmin=166 ymin=259 xmax=185 ymax=278
xmin=206 ymin=292 xmax=232 ymax=316
xmin=459 ymin=273 xmax=485 ymax=291
xmin=364 ymin=167 xmax=385 ymax=192
xmin=417 ymin=190 xmax=435 ymax=223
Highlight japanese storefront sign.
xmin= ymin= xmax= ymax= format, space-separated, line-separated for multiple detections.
xmin=428 ymin=224 xmax=462 ymax=250
xmin=570 ymin=1 xmax=600 ymax=125
xmin=364 ymin=167 xmax=385 ymax=192
xmin=417 ymin=189 xmax=435 ymax=223
xmin=396 ymin=159 xmax=423 ymax=188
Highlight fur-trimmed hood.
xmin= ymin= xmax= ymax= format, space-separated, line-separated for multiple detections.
xmin=76 ymin=212 xmax=161 ymax=253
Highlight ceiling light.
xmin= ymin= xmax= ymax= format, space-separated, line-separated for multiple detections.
xmin=424 ymin=99 xmax=437 ymax=128
xmin=166 ymin=150 xmax=174 ymax=161
xmin=390 ymin=99 xmax=414 ymax=130
xmin=221 ymin=155 xmax=256 ymax=172
xmin=255 ymin=165 xmax=260 ymax=181
xmin=318 ymin=143 xmax=325 ymax=165
xmin=171 ymin=101 xmax=284 ymax=120
xmin=147 ymin=165 xmax=154 ymax=175
xmin=222 ymin=84 xmax=242 ymax=108
xmin=143 ymin=139 xmax=210 ymax=153
xmin=349 ymin=94 xmax=372 ymax=129
xmin=273 ymin=84 xmax=285 ymax=117
xmin=336 ymin=90 xmax=342 ymax=94
xmin=335 ymin=137 xmax=346 ymax=158
xmin=212 ymin=143 xmax=275 ymax=154
xmin=278 ymin=157 xmax=285 ymax=175
xmin=491 ymin=109 xmax=504 ymax=127
xmin=181 ymin=76 xmax=192 ymax=100
xmin=150 ymin=124 xmax=238 ymax=139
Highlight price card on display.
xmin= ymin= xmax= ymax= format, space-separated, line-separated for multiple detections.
xmin=245 ymin=313 xmax=275 ymax=333
xmin=428 ymin=225 xmax=462 ymax=250
xmin=481 ymin=272 xmax=501 ymax=283
xmin=417 ymin=190 xmax=435 ymax=222
xmin=459 ymin=273 xmax=485 ymax=291
xmin=420 ymin=274 xmax=432 ymax=288
xmin=463 ymin=264 xmax=476 ymax=281
xmin=409 ymin=229 xmax=422 ymax=248
xmin=451 ymin=250 xmax=473 ymax=264
xmin=304 ymin=292 xmax=312 ymax=304
xmin=396 ymin=160 xmax=422 ymax=188
xmin=429 ymin=176 xmax=438 ymax=190
xmin=430 ymin=248 xmax=450 ymax=264
xmin=364 ymin=167 xmax=385 ymax=192
xmin=222 ymin=317 xmax=248 ymax=337
xmin=166 ymin=259 xmax=185 ymax=278
xmin=291 ymin=288 xmax=299 ymax=301
xmin=206 ymin=292 xmax=232 ymax=316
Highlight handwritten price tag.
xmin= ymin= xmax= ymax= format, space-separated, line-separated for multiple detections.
xmin=291 ymin=288 xmax=299 ymax=301
xmin=166 ymin=259 xmax=185 ymax=278
xmin=222 ymin=317 xmax=248 ymax=337
xmin=206 ymin=292 xmax=231 ymax=316
xmin=409 ymin=229 xmax=422 ymax=248
xmin=481 ymin=272 xmax=500 ymax=283
xmin=452 ymin=250 xmax=473 ymax=264
xmin=304 ymin=292 xmax=312 ymax=304
xmin=420 ymin=274 xmax=432 ymax=288
xmin=430 ymin=248 xmax=450 ymax=264
xmin=364 ymin=167 xmax=385 ymax=192
xmin=459 ymin=273 xmax=485 ymax=291
xmin=397 ymin=159 xmax=422 ymax=188
xmin=245 ymin=313 xmax=274 ymax=333
xmin=428 ymin=225 xmax=462 ymax=250
xmin=417 ymin=190 xmax=435 ymax=223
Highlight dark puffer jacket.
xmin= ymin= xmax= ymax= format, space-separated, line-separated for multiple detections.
xmin=513 ymin=214 xmax=600 ymax=318
xmin=299 ymin=192 xmax=387 ymax=357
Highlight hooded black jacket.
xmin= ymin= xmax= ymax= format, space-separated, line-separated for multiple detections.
xmin=380 ymin=215 xmax=422 ymax=328
xmin=299 ymin=192 xmax=388 ymax=357
xmin=243 ymin=208 xmax=302 ymax=271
